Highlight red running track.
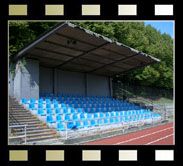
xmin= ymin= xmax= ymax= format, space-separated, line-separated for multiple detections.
xmin=82 ymin=123 xmax=174 ymax=145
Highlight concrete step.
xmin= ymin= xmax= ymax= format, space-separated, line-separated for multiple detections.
xmin=12 ymin=125 xmax=49 ymax=132
xmin=21 ymin=134 xmax=59 ymax=144
xmin=9 ymin=121 xmax=44 ymax=126
xmin=14 ymin=128 xmax=55 ymax=135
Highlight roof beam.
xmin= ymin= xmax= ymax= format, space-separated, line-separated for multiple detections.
xmin=88 ymin=53 xmax=140 ymax=73
xmin=55 ymin=42 xmax=111 ymax=68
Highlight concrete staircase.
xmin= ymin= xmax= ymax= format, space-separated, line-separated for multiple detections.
xmin=9 ymin=97 xmax=60 ymax=144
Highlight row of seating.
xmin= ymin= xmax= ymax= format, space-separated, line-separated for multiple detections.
xmin=40 ymin=93 xmax=111 ymax=98
xmin=38 ymin=110 xmax=152 ymax=121
xmin=49 ymin=113 xmax=160 ymax=131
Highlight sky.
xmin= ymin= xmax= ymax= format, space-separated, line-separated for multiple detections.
xmin=144 ymin=21 xmax=174 ymax=38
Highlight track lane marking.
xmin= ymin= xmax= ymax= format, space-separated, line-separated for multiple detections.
xmin=113 ymin=127 xmax=173 ymax=145
xmin=145 ymin=134 xmax=174 ymax=145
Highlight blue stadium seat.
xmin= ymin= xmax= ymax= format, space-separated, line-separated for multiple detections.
xmin=80 ymin=113 xmax=86 ymax=120
xmin=77 ymin=108 xmax=82 ymax=114
xmin=76 ymin=121 xmax=83 ymax=129
xmin=70 ymin=108 xmax=75 ymax=114
xmin=87 ymin=113 xmax=92 ymax=119
xmin=30 ymin=98 xmax=36 ymax=103
xmin=116 ymin=112 xmax=120 ymax=117
xmin=56 ymin=115 xmax=63 ymax=122
xmin=83 ymin=121 xmax=90 ymax=127
xmin=124 ymin=117 xmax=129 ymax=122
xmin=67 ymin=122 xmax=75 ymax=129
xmin=54 ymin=103 xmax=59 ymax=109
xmin=38 ymin=103 xmax=43 ymax=109
xmin=94 ymin=113 xmax=99 ymax=119
xmin=46 ymin=108 xmax=54 ymax=115
xmin=29 ymin=103 xmax=35 ymax=110
xmin=120 ymin=111 xmax=124 ymax=116
xmin=72 ymin=114 xmax=78 ymax=121
xmin=63 ymin=108 xmax=69 ymax=114
xmin=61 ymin=103 xmax=66 ymax=108
xmin=46 ymin=103 xmax=51 ymax=109
xmin=46 ymin=116 xmax=55 ymax=123
xmin=99 ymin=113 xmax=104 ymax=118
xmin=57 ymin=123 xmax=66 ymax=131
xmin=38 ymin=108 xmax=45 ymax=116
xmin=110 ymin=118 xmax=115 ymax=124
xmin=111 ymin=112 xmax=115 ymax=117
xmin=64 ymin=114 xmax=71 ymax=121
xmin=55 ymin=108 xmax=61 ymax=114
xmin=98 ymin=119 xmax=104 ymax=126
xmin=91 ymin=120 xmax=97 ymax=127
xmin=22 ymin=98 xmax=28 ymax=104
xmin=38 ymin=98 xmax=43 ymax=103
xmin=115 ymin=117 xmax=120 ymax=123
xmin=105 ymin=112 xmax=110 ymax=118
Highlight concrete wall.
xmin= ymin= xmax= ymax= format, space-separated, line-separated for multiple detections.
xmin=13 ymin=59 xmax=39 ymax=100
xmin=56 ymin=70 xmax=85 ymax=95
xmin=87 ymin=74 xmax=110 ymax=96
xmin=39 ymin=67 xmax=53 ymax=94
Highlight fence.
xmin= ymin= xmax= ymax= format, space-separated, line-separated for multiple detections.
xmin=113 ymin=82 xmax=173 ymax=101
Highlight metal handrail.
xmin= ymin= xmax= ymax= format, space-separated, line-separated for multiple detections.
xmin=9 ymin=125 xmax=27 ymax=144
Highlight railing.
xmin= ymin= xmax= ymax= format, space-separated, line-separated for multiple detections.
xmin=56 ymin=113 xmax=162 ymax=140
xmin=9 ymin=125 xmax=27 ymax=145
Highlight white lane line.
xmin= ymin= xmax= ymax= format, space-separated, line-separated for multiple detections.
xmin=145 ymin=134 xmax=174 ymax=145
xmin=113 ymin=127 xmax=173 ymax=145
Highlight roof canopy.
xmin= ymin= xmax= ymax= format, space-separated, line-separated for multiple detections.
xmin=11 ymin=22 xmax=160 ymax=77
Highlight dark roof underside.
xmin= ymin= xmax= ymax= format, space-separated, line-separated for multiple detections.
xmin=11 ymin=22 xmax=160 ymax=77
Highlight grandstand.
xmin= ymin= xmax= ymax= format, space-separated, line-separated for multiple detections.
xmin=9 ymin=22 xmax=163 ymax=144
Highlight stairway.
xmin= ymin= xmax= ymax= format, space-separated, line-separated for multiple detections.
xmin=9 ymin=97 xmax=60 ymax=145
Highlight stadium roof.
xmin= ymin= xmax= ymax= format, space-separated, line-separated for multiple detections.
xmin=11 ymin=22 xmax=160 ymax=77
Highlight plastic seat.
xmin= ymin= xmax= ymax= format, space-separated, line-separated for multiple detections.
xmin=46 ymin=108 xmax=54 ymax=115
xmin=46 ymin=116 xmax=55 ymax=123
xmin=46 ymin=103 xmax=51 ymax=109
xmin=76 ymin=121 xmax=83 ymax=129
xmin=111 ymin=112 xmax=115 ymax=117
xmin=77 ymin=108 xmax=82 ymax=114
xmin=54 ymin=103 xmax=59 ymax=109
xmin=30 ymin=98 xmax=36 ymax=104
xmin=98 ymin=119 xmax=104 ymax=125
xmin=110 ymin=118 xmax=115 ymax=124
xmin=63 ymin=108 xmax=69 ymax=114
xmin=94 ymin=113 xmax=99 ymax=119
xmin=38 ymin=108 xmax=45 ymax=116
xmin=80 ymin=113 xmax=85 ymax=120
xmin=72 ymin=114 xmax=78 ymax=121
xmin=115 ymin=117 xmax=120 ymax=123
xmin=105 ymin=112 xmax=110 ymax=118
xmin=61 ymin=103 xmax=66 ymax=108
xmin=38 ymin=103 xmax=43 ymax=109
xmin=29 ymin=103 xmax=35 ymax=110
xmin=55 ymin=108 xmax=61 ymax=114
xmin=70 ymin=108 xmax=75 ymax=114
xmin=64 ymin=114 xmax=71 ymax=121
xmin=99 ymin=113 xmax=104 ymax=118
xmin=83 ymin=121 xmax=90 ymax=127
xmin=90 ymin=120 xmax=97 ymax=127
xmin=116 ymin=112 xmax=120 ymax=117
xmin=22 ymin=98 xmax=28 ymax=104
xmin=67 ymin=122 xmax=75 ymax=129
xmin=56 ymin=115 xmax=63 ymax=122
xmin=38 ymin=98 xmax=43 ymax=104
xmin=124 ymin=117 xmax=129 ymax=122
xmin=57 ymin=122 xmax=65 ymax=131
xmin=120 ymin=111 xmax=124 ymax=116
xmin=87 ymin=113 xmax=92 ymax=119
